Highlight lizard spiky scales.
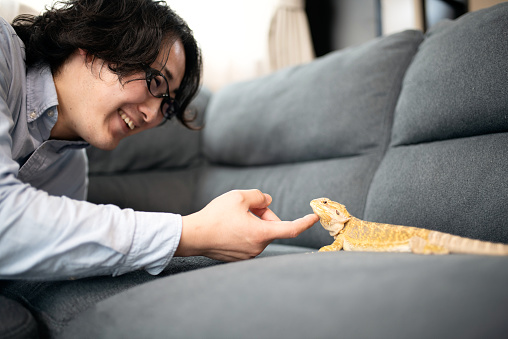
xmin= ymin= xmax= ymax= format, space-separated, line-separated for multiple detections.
xmin=310 ymin=198 xmax=508 ymax=256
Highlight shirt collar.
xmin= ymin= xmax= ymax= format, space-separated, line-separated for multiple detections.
xmin=26 ymin=64 xmax=59 ymax=123
xmin=25 ymin=63 xmax=89 ymax=150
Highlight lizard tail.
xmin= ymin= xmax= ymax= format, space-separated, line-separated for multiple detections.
xmin=428 ymin=231 xmax=508 ymax=256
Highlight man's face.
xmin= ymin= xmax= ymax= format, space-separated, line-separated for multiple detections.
xmin=52 ymin=39 xmax=186 ymax=150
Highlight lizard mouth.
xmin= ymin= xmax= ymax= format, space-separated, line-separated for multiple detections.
xmin=310 ymin=198 xmax=348 ymax=238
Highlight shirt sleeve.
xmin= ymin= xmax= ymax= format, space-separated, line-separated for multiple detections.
xmin=0 ymin=171 xmax=183 ymax=280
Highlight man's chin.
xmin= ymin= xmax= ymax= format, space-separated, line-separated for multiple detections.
xmin=89 ymin=138 xmax=120 ymax=151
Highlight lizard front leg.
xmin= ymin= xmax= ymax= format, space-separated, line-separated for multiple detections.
xmin=319 ymin=234 xmax=345 ymax=252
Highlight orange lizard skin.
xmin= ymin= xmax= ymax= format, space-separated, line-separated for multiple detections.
xmin=310 ymin=198 xmax=508 ymax=255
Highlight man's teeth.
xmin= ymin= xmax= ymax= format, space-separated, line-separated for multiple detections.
xmin=120 ymin=113 xmax=135 ymax=130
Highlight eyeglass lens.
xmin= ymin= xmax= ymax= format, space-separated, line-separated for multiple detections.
xmin=146 ymin=69 xmax=177 ymax=119
xmin=148 ymin=73 xmax=168 ymax=98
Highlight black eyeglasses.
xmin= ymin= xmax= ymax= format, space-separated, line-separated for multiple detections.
xmin=144 ymin=67 xmax=179 ymax=120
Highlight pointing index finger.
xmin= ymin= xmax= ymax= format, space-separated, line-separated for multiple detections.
xmin=266 ymin=214 xmax=320 ymax=240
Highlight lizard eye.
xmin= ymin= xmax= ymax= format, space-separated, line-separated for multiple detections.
xmin=322 ymin=200 xmax=327 ymax=204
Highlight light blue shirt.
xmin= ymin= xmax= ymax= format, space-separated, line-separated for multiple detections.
xmin=0 ymin=18 xmax=182 ymax=280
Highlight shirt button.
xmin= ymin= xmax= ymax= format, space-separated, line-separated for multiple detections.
xmin=47 ymin=111 xmax=55 ymax=117
xmin=30 ymin=111 xmax=37 ymax=119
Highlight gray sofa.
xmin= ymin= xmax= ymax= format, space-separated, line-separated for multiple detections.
xmin=1 ymin=4 xmax=507 ymax=338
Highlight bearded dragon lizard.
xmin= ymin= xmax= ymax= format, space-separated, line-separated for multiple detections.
xmin=310 ymin=198 xmax=508 ymax=255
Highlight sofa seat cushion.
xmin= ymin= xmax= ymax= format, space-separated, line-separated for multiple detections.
xmin=0 ymin=257 xmax=223 ymax=336
xmin=0 ymin=244 xmax=310 ymax=336
xmin=60 ymin=252 xmax=508 ymax=338
xmin=0 ymin=295 xmax=38 ymax=339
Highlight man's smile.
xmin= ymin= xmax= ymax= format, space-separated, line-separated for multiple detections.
xmin=119 ymin=111 xmax=136 ymax=130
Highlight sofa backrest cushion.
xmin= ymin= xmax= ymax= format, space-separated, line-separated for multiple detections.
xmin=198 ymin=30 xmax=423 ymax=248
xmin=391 ymin=3 xmax=508 ymax=146
xmin=203 ymin=30 xmax=424 ymax=167
xmin=364 ymin=4 xmax=508 ymax=243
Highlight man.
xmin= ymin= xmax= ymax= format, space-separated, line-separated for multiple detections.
xmin=0 ymin=0 xmax=318 ymax=280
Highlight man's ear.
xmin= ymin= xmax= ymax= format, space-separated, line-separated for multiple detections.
xmin=77 ymin=48 xmax=94 ymax=64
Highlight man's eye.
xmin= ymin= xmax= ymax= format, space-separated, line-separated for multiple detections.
xmin=153 ymin=76 xmax=163 ymax=87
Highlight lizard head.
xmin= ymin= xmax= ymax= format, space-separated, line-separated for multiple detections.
xmin=310 ymin=198 xmax=351 ymax=238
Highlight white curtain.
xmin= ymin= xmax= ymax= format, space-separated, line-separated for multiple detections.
xmin=268 ymin=0 xmax=315 ymax=71
xmin=0 ymin=0 xmax=39 ymax=23
xmin=169 ymin=0 xmax=279 ymax=92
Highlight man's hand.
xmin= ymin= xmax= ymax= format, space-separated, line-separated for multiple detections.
xmin=176 ymin=189 xmax=319 ymax=261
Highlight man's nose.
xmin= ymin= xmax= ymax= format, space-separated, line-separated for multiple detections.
xmin=141 ymin=95 xmax=163 ymax=124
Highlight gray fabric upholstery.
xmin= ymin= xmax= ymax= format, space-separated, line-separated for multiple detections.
xmin=60 ymin=252 xmax=508 ymax=339
xmin=391 ymin=5 xmax=508 ymax=146
xmin=364 ymin=3 xmax=508 ymax=242
xmin=0 ymin=244 xmax=309 ymax=337
xmin=195 ymin=155 xmax=382 ymax=248
xmin=0 ymin=296 xmax=38 ymax=339
xmin=365 ymin=134 xmax=508 ymax=242
xmin=1 ymin=257 xmax=223 ymax=336
xmin=204 ymin=30 xmax=423 ymax=166
xmin=88 ymin=168 xmax=199 ymax=214
xmin=196 ymin=30 xmax=423 ymax=248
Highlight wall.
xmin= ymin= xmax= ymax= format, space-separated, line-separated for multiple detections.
xmin=469 ymin=0 xmax=507 ymax=10
xmin=381 ymin=0 xmax=423 ymax=35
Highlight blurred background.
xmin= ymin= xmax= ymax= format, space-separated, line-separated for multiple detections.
xmin=1 ymin=0 xmax=505 ymax=91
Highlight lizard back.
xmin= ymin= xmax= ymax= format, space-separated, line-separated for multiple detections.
xmin=341 ymin=218 xmax=430 ymax=252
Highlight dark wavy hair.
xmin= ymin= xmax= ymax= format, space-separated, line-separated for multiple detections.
xmin=12 ymin=0 xmax=202 ymax=128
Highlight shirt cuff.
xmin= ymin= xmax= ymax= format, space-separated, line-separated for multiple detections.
xmin=114 ymin=211 xmax=182 ymax=276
